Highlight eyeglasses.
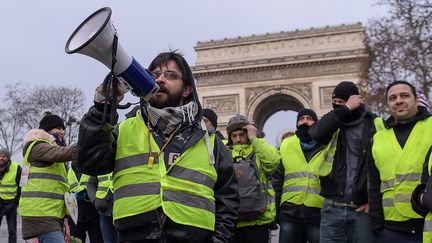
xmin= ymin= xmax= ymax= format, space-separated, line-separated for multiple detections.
xmin=151 ymin=70 xmax=183 ymax=80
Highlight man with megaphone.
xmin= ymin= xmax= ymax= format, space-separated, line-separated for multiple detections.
xmin=76 ymin=51 xmax=240 ymax=243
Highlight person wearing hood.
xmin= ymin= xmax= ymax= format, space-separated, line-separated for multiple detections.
xmin=0 ymin=147 xmax=21 ymax=243
xmin=76 ymin=51 xmax=239 ymax=243
xmin=203 ymin=108 xmax=226 ymax=142
xmin=19 ymin=113 xmax=76 ymax=243
xmin=226 ymin=114 xmax=280 ymax=243
xmin=272 ymin=109 xmax=337 ymax=243
xmin=368 ymin=81 xmax=432 ymax=243
xmin=308 ymin=81 xmax=382 ymax=243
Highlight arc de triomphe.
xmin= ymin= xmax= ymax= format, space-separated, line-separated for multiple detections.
xmin=193 ymin=23 xmax=368 ymax=135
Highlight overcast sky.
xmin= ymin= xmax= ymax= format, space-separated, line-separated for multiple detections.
xmin=1 ymin=0 xmax=388 ymax=147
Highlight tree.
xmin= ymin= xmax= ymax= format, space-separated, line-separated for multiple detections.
xmin=0 ymin=82 xmax=85 ymax=156
xmin=365 ymin=0 xmax=432 ymax=115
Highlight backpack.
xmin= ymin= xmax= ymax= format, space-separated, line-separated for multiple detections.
xmin=233 ymin=152 xmax=267 ymax=220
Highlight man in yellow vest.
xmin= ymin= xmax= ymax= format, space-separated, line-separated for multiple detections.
xmin=76 ymin=51 xmax=239 ymax=243
xmin=87 ymin=173 xmax=117 ymax=243
xmin=226 ymin=114 xmax=280 ymax=243
xmin=368 ymin=81 xmax=432 ymax=242
xmin=19 ymin=113 xmax=76 ymax=243
xmin=0 ymin=147 xmax=21 ymax=243
xmin=273 ymin=108 xmax=336 ymax=243
xmin=67 ymin=164 xmax=103 ymax=243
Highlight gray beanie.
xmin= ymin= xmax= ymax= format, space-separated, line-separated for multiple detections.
xmin=0 ymin=147 xmax=11 ymax=159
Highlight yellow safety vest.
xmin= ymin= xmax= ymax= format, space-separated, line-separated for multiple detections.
xmin=372 ymin=117 xmax=432 ymax=221
xmin=67 ymin=167 xmax=90 ymax=193
xmin=423 ymin=154 xmax=432 ymax=242
xmin=113 ymin=110 xmax=217 ymax=231
xmin=0 ymin=161 xmax=19 ymax=200
xmin=231 ymin=143 xmax=276 ymax=228
xmin=19 ymin=139 xmax=69 ymax=218
xmin=96 ymin=173 xmax=113 ymax=199
xmin=280 ymin=135 xmax=337 ymax=208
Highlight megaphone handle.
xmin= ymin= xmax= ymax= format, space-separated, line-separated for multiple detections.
xmin=101 ymin=33 xmax=119 ymax=125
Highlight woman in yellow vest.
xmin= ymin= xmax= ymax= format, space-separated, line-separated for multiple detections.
xmin=273 ymin=109 xmax=336 ymax=243
xmin=19 ymin=113 xmax=76 ymax=243
xmin=76 ymin=51 xmax=239 ymax=243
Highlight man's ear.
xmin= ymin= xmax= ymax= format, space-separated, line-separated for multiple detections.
xmin=182 ymin=84 xmax=193 ymax=98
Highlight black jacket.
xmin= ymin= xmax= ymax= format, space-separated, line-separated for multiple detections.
xmin=87 ymin=175 xmax=113 ymax=217
xmin=76 ymin=105 xmax=239 ymax=243
xmin=412 ymin=147 xmax=432 ymax=217
xmin=308 ymin=105 xmax=378 ymax=205
xmin=368 ymin=107 xmax=430 ymax=235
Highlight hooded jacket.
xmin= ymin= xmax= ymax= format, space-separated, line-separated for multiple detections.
xmin=308 ymin=104 xmax=378 ymax=205
xmin=76 ymin=54 xmax=239 ymax=243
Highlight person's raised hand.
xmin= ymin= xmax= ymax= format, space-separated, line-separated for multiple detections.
xmin=345 ymin=95 xmax=364 ymax=111
xmin=94 ymin=81 xmax=126 ymax=104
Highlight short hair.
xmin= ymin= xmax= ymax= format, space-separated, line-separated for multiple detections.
xmin=148 ymin=50 xmax=193 ymax=88
xmin=385 ymin=81 xmax=417 ymax=99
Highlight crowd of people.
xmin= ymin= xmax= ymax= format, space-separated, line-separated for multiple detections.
xmin=1 ymin=51 xmax=432 ymax=243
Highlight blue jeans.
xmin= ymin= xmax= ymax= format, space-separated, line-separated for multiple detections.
xmin=100 ymin=215 xmax=118 ymax=243
xmin=37 ymin=231 xmax=65 ymax=243
xmin=320 ymin=200 xmax=375 ymax=243
xmin=375 ymin=228 xmax=421 ymax=243
xmin=279 ymin=213 xmax=319 ymax=243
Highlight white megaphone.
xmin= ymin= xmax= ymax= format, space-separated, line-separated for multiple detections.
xmin=65 ymin=7 xmax=159 ymax=101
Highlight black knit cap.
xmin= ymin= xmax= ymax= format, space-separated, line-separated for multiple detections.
xmin=296 ymin=108 xmax=318 ymax=128
xmin=39 ymin=114 xmax=65 ymax=132
xmin=332 ymin=81 xmax=359 ymax=101
xmin=203 ymin=108 xmax=218 ymax=129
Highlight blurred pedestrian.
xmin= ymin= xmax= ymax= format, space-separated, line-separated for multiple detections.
xmin=0 ymin=147 xmax=21 ymax=243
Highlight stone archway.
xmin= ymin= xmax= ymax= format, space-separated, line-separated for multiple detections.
xmin=247 ymin=88 xmax=308 ymax=131
xmin=193 ymin=23 xmax=368 ymax=136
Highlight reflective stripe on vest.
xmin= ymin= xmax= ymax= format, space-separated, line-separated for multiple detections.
xmin=372 ymin=117 xmax=432 ymax=221
xmin=315 ymin=131 xmax=339 ymax=177
xmin=19 ymin=139 xmax=69 ymax=218
xmin=0 ymin=162 xmax=19 ymax=200
xmin=113 ymin=110 xmax=217 ymax=231
xmin=96 ymin=173 xmax=113 ymax=199
xmin=280 ymin=135 xmax=329 ymax=208
xmin=423 ymin=154 xmax=432 ymax=242
xmin=67 ymin=167 xmax=90 ymax=193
